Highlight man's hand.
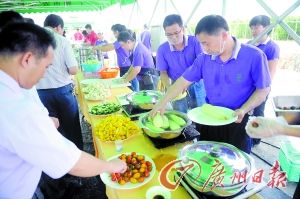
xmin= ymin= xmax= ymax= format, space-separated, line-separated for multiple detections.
xmin=149 ymin=101 xmax=167 ymax=117
xmin=108 ymin=159 xmax=127 ymax=173
xmin=234 ymin=108 xmax=246 ymax=123
xmin=50 ymin=117 xmax=59 ymax=129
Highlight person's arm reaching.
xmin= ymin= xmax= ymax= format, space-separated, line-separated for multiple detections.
xmin=122 ymin=66 xmax=141 ymax=82
xmin=69 ymin=151 xmax=127 ymax=177
xmin=246 ymin=117 xmax=300 ymax=138
xmin=150 ymin=77 xmax=191 ymax=116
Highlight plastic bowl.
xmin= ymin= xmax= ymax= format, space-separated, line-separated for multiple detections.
xmin=99 ymin=67 xmax=119 ymax=79
xmin=81 ymin=63 xmax=102 ymax=72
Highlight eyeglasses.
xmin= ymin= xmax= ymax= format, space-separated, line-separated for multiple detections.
xmin=165 ymin=28 xmax=182 ymax=38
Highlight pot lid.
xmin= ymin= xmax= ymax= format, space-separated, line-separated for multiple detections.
xmin=178 ymin=141 xmax=254 ymax=187
xmin=127 ymin=90 xmax=162 ymax=104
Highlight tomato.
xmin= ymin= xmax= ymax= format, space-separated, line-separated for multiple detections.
xmin=118 ymin=179 xmax=126 ymax=185
xmin=148 ymin=166 xmax=153 ymax=172
xmin=144 ymin=171 xmax=150 ymax=177
xmin=137 ymin=155 xmax=145 ymax=161
xmin=130 ymin=177 xmax=138 ymax=184
xmin=126 ymin=155 xmax=132 ymax=164
xmin=139 ymin=167 xmax=145 ymax=173
xmin=133 ymin=173 xmax=141 ymax=179
xmin=111 ymin=173 xmax=117 ymax=181
xmin=124 ymin=176 xmax=130 ymax=182
xmin=138 ymin=177 xmax=145 ymax=183
xmin=145 ymin=161 xmax=152 ymax=166
xmin=134 ymin=163 xmax=141 ymax=169
xmin=140 ymin=160 xmax=145 ymax=164
xmin=120 ymin=154 xmax=127 ymax=159
xmin=131 ymin=152 xmax=136 ymax=157
xmin=131 ymin=159 xmax=137 ymax=165
xmin=141 ymin=163 xmax=147 ymax=168
xmin=132 ymin=169 xmax=138 ymax=174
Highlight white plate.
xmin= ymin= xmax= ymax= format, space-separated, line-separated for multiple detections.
xmin=100 ymin=153 xmax=156 ymax=190
xmin=80 ymin=78 xmax=101 ymax=86
xmin=84 ymin=95 xmax=104 ymax=101
xmin=80 ymin=78 xmax=130 ymax=88
xmin=187 ymin=106 xmax=237 ymax=126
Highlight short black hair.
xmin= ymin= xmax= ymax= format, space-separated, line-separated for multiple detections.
xmin=24 ymin=18 xmax=34 ymax=24
xmin=117 ymin=30 xmax=136 ymax=42
xmin=111 ymin=24 xmax=127 ymax=32
xmin=163 ymin=14 xmax=183 ymax=29
xmin=0 ymin=10 xmax=24 ymax=30
xmin=44 ymin=14 xmax=64 ymax=28
xmin=249 ymin=15 xmax=270 ymax=27
xmin=85 ymin=24 xmax=92 ymax=29
xmin=0 ymin=22 xmax=56 ymax=58
xmin=82 ymin=30 xmax=88 ymax=36
xmin=195 ymin=15 xmax=229 ymax=35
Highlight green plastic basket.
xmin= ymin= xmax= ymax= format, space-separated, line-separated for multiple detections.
xmin=279 ymin=143 xmax=300 ymax=182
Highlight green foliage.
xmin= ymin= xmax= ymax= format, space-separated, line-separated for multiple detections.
xmin=187 ymin=16 xmax=300 ymax=41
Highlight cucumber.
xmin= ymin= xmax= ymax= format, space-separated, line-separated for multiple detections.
xmin=167 ymin=114 xmax=186 ymax=126
xmin=145 ymin=122 xmax=164 ymax=133
xmin=153 ymin=113 xmax=164 ymax=128
xmin=201 ymin=104 xmax=228 ymax=120
xmin=161 ymin=115 xmax=170 ymax=129
xmin=169 ymin=120 xmax=181 ymax=131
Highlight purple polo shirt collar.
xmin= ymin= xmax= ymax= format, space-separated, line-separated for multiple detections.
xmin=168 ymin=35 xmax=188 ymax=51
xmin=211 ymin=37 xmax=241 ymax=61
xmin=255 ymin=37 xmax=270 ymax=46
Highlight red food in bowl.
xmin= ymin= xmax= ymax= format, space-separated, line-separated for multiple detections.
xmin=99 ymin=67 xmax=120 ymax=79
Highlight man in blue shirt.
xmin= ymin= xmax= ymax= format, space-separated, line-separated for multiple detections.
xmin=156 ymin=14 xmax=206 ymax=113
xmin=152 ymin=15 xmax=271 ymax=153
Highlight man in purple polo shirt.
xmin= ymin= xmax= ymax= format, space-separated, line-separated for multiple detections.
xmin=156 ymin=14 xmax=206 ymax=113
xmin=118 ymin=30 xmax=157 ymax=90
xmin=95 ymin=24 xmax=139 ymax=91
xmin=249 ymin=15 xmax=280 ymax=146
xmin=151 ymin=15 xmax=271 ymax=153
xmin=140 ymin=24 xmax=152 ymax=52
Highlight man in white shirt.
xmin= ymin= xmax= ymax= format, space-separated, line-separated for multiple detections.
xmin=0 ymin=22 xmax=126 ymax=199
xmin=36 ymin=14 xmax=83 ymax=150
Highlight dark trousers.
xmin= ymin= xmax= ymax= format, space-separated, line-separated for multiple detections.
xmin=196 ymin=114 xmax=252 ymax=154
xmin=37 ymin=84 xmax=83 ymax=150
xmin=252 ymin=96 xmax=268 ymax=145
xmin=137 ymin=67 xmax=159 ymax=90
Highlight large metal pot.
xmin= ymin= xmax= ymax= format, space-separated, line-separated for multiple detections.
xmin=126 ymin=90 xmax=162 ymax=110
xmin=178 ymin=141 xmax=255 ymax=197
xmin=139 ymin=110 xmax=192 ymax=139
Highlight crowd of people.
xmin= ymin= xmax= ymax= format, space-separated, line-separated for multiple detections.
xmin=1 ymin=9 xmax=299 ymax=199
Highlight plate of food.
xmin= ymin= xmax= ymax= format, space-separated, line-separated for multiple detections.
xmin=89 ymin=102 xmax=122 ymax=117
xmin=100 ymin=152 xmax=156 ymax=190
xmin=187 ymin=104 xmax=237 ymax=126
xmin=95 ymin=115 xmax=141 ymax=142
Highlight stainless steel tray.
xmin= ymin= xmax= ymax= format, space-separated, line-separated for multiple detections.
xmin=272 ymin=96 xmax=300 ymax=125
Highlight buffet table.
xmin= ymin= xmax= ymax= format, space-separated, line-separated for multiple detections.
xmin=76 ymin=73 xmax=192 ymax=199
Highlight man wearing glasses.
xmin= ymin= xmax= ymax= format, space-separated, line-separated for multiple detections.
xmin=156 ymin=14 xmax=206 ymax=113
